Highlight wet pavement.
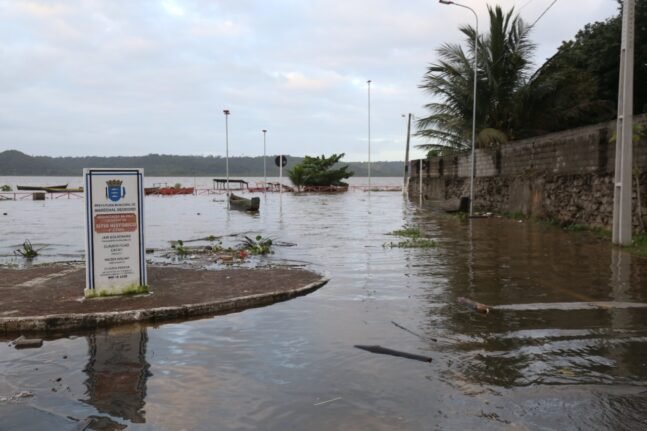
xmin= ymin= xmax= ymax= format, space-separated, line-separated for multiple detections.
xmin=1 ymin=176 xmax=646 ymax=430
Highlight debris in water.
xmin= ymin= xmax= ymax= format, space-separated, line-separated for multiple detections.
xmin=12 ymin=335 xmax=43 ymax=349
xmin=391 ymin=321 xmax=438 ymax=342
xmin=313 ymin=397 xmax=342 ymax=406
xmin=457 ymin=297 xmax=490 ymax=314
xmin=354 ymin=345 xmax=432 ymax=363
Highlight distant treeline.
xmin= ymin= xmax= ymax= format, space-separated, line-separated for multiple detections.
xmin=0 ymin=150 xmax=404 ymax=177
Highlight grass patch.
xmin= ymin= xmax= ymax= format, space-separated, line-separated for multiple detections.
xmin=627 ymin=233 xmax=647 ymax=257
xmin=85 ymin=284 xmax=150 ymax=298
xmin=502 ymin=211 xmax=526 ymax=220
xmin=241 ymin=235 xmax=273 ymax=255
xmin=387 ymin=225 xmax=423 ymax=238
xmin=385 ymin=224 xmax=435 ymax=248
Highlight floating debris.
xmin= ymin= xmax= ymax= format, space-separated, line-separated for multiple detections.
xmin=354 ymin=344 xmax=432 ymax=363
xmin=11 ymin=335 xmax=43 ymax=349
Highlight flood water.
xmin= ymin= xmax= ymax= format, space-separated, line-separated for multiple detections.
xmin=1 ymin=176 xmax=647 ymax=430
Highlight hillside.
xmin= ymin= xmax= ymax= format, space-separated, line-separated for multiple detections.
xmin=0 ymin=150 xmax=404 ymax=177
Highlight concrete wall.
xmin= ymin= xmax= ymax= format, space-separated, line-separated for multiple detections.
xmin=409 ymin=115 xmax=647 ymax=231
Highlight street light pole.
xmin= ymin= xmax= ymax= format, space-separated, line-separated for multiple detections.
xmin=367 ymin=79 xmax=372 ymax=192
xmin=262 ymin=129 xmax=267 ymax=191
xmin=223 ymin=109 xmax=230 ymax=208
xmin=439 ymin=0 xmax=478 ymax=216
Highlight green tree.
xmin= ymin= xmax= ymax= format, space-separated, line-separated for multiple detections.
xmin=287 ymin=153 xmax=354 ymax=190
xmin=417 ymin=1 xmax=647 ymax=145
xmin=417 ymin=5 xmax=533 ymax=151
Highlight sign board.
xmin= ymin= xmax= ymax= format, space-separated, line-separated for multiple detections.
xmin=84 ymin=168 xmax=146 ymax=296
xmin=275 ymin=155 xmax=287 ymax=167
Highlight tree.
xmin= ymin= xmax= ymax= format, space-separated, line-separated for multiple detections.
xmin=287 ymin=153 xmax=354 ymax=190
xmin=417 ymin=1 xmax=647 ymax=145
xmin=416 ymin=5 xmax=534 ymax=151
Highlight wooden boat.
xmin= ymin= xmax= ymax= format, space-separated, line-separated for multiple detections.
xmin=229 ymin=193 xmax=260 ymax=212
xmin=43 ymin=186 xmax=84 ymax=193
xmin=144 ymin=187 xmax=160 ymax=195
xmin=17 ymin=184 xmax=68 ymax=191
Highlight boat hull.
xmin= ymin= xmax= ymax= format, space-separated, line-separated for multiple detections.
xmin=17 ymin=184 xmax=68 ymax=191
xmin=229 ymin=193 xmax=260 ymax=212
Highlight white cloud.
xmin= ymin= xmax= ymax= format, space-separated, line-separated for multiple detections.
xmin=0 ymin=0 xmax=619 ymax=160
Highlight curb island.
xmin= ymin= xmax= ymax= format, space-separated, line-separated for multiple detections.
xmin=0 ymin=264 xmax=328 ymax=336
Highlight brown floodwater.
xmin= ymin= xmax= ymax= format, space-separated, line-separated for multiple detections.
xmin=1 ymin=177 xmax=646 ymax=430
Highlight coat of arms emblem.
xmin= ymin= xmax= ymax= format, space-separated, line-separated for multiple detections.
xmin=106 ymin=179 xmax=126 ymax=202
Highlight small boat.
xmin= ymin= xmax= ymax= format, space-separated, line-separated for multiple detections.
xmin=144 ymin=187 xmax=160 ymax=195
xmin=43 ymin=186 xmax=83 ymax=193
xmin=229 ymin=193 xmax=260 ymax=212
xmin=17 ymin=184 xmax=68 ymax=191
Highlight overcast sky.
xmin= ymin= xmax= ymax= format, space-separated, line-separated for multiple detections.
xmin=0 ymin=0 xmax=619 ymax=161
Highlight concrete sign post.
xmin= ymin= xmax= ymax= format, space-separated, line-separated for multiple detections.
xmin=84 ymin=168 xmax=146 ymax=297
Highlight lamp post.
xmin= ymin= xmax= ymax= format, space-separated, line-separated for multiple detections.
xmin=439 ymin=0 xmax=478 ymax=216
xmin=223 ymin=109 xmax=230 ymax=207
xmin=367 ymin=79 xmax=372 ymax=192
xmin=262 ymin=129 xmax=267 ymax=191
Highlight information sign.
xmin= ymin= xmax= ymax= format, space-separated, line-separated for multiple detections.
xmin=84 ymin=168 xmax=146 ymax=296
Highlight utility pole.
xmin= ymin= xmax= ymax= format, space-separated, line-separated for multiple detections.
xmin=367 ymin=80 xmax=372 ymax=192
xmin=403 ymin=113 xmax=412 ymax=192
xmin=612 ymin=0 xmax=635 ymax=245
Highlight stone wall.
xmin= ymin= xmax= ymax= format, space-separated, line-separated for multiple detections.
xmin=409 ymin=115 xmax=647 ymax=231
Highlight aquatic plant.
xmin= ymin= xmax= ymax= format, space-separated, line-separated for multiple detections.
xmin=628 ymin=233 xmax=647 ymax=258
xmin=387 ymin=225 xmax=422 ymax=238
xmin=384 ymin=225 xmax=435 ymax=248
xmin=14 ymin=240 xmax=41 ymax=258
xmin=241 ymin=235 xmax=273 ymax=255
xmin=171 ymin=239 xmax=188 ymax=256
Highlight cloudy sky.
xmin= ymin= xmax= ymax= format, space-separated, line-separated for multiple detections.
xmin=0 ymin=0 xmax=619 ymax=161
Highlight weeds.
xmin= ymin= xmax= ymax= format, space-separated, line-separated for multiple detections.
xmin=384 ymin=225 xmax=436 ymax=248
xmin=1 ymin=185 xmax=11 ymax=192
xmin=85 ymin=284 xmax=150 ymax=298
xmin=241 ymin=235 xmax=273 ymax=255
xmin=627 ymin=233 xmax=647 ymax=257
xmin=171 ymin=239 xmax=189 ymax=256
xmin=14 ymin=240 xmax=42 ymax=258
xmin=502 ymin=211 xmax=526 ymax=220
xmin=387 ymin=225 xmax=422 ymax=238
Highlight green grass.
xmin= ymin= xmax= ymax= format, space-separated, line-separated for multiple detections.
xmin=385 ymin=225 xmax=435 ymax=248
xmin=627 ymin=233 xmax=647 ymax=257
xmin=85 ymin=284 xmax=149 ymax=298
xmin=502 ymin=211 xmax=526 ymax=220
xmin=387 ymin=225 xmax=423 ymax=238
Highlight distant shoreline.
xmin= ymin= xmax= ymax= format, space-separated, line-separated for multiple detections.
xmin=0 ymin=150 xmax=405 ymax=177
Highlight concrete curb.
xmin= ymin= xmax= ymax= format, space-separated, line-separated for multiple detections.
xmin=0 ymin=277 xmax=329 ymax=335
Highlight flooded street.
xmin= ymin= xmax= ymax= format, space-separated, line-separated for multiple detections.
xmin=1 ymin=177 xmax=647 ymax=430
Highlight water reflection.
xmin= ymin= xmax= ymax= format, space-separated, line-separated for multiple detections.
xmin=420 ymin=215 xmax=647 ymax=389
xmin=83 ymin=326 xmax=150 ymax=424
xmin=1 ymin=182 xmax=647 ymax=429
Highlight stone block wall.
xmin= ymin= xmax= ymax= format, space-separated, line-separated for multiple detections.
xmin=409 ymin=114 xmax=647 ymax=231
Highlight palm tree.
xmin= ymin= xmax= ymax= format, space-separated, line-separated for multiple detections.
xmin=416 ymin=5 xmax=534 ymax=152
